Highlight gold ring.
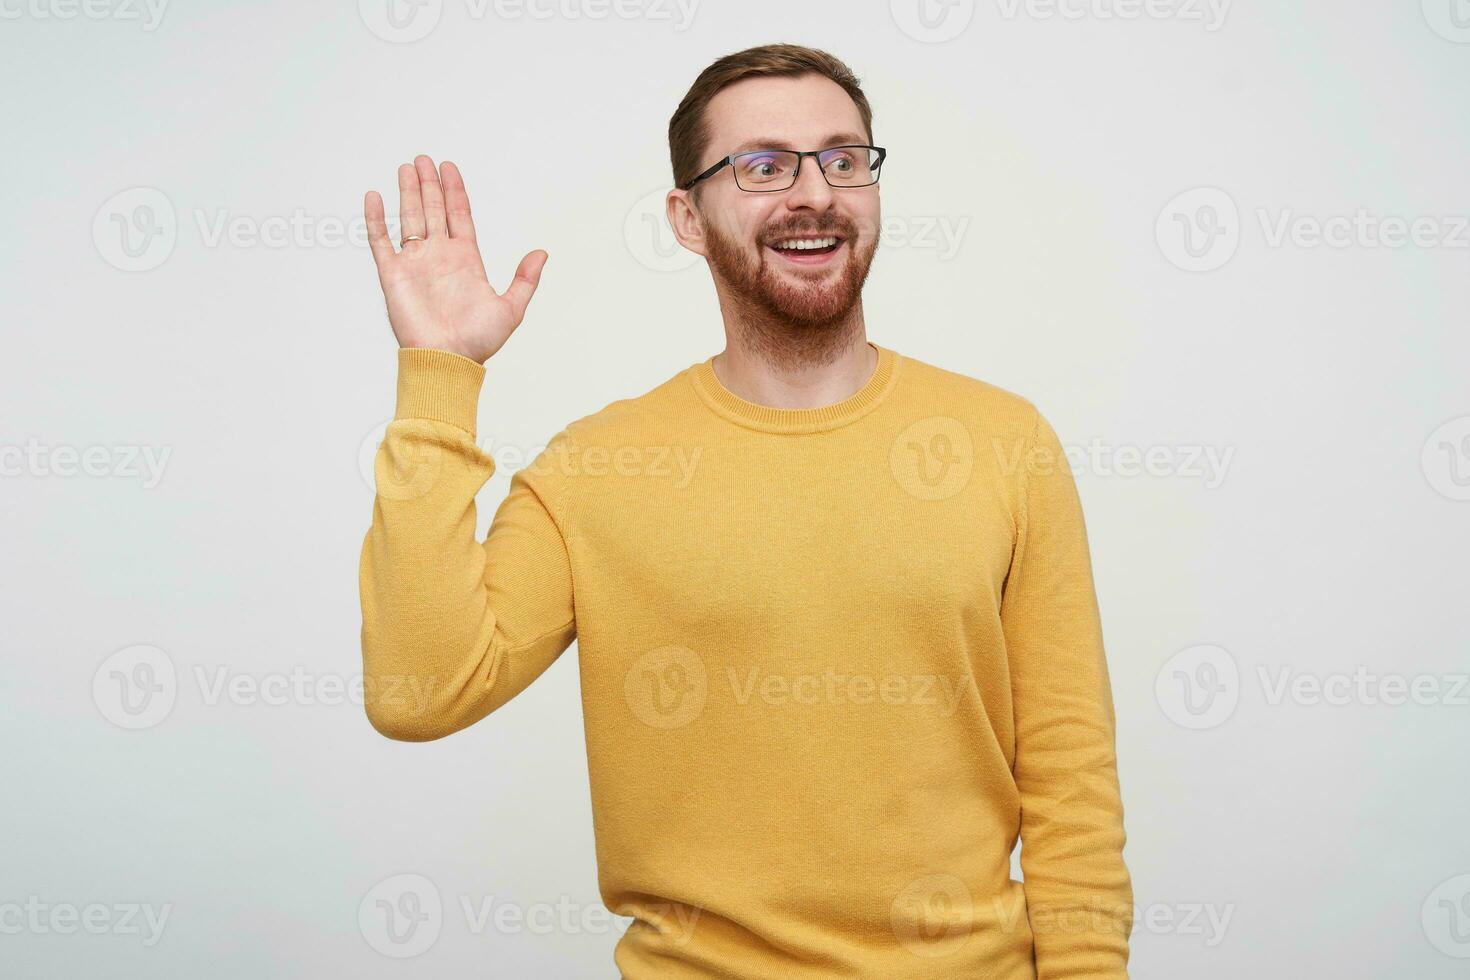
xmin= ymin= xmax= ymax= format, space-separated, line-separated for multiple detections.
xmin=401 ymin=235 xmax=426 ymax=244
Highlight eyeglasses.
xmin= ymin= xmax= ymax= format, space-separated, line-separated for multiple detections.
xmin=685 ymin=144 xmax=887 ymax=192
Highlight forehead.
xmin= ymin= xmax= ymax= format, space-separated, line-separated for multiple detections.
xmin=702 ymin=74 xmax=867 ymax=158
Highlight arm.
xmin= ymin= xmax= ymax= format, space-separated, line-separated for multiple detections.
xmin=1002 ymin=408 xmax=1134 ymax=978
xmin=359 ymin=349 xmax=576 ymax=740
xmin=358 ymin=155 xmax=572 ymax=741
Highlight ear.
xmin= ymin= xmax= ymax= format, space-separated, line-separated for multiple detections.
xmin=666 ymin=188 xmax=708 ymax=258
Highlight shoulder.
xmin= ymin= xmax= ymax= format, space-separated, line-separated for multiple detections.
xmin=891 ymin=348 xmax=1046 ymax=443
xmin=551 ymin=363 xmax=697 ymax=446
xmin=512 ymin=363 xmax=703 ymax=500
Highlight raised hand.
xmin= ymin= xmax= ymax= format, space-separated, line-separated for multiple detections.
xmin=365 ymin=155 xmax=547 ymax=364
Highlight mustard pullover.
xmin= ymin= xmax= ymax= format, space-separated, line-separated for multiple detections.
xmin=359 ymin=341 xmax=1134 ymax=978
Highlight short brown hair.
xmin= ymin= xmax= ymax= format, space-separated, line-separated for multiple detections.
xmin=668 ymin=43 xmax=874 ymax=195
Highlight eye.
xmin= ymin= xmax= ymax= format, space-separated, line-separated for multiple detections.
xmin=741 ymin=155 xmax=782 ymax=176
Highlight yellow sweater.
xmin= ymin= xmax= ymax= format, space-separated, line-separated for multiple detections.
xmin=359 ymin=341 xmax=1134 ymax=978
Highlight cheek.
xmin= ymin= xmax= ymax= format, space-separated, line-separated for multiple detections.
xmin=853 ymin=201 xmax=882 ymax=245
xmin=730 ymin=203 xmax=778 ymax=246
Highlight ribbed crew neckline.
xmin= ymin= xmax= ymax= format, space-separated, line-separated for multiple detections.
xmin=689 ymin=342 xmax=900 ymax=434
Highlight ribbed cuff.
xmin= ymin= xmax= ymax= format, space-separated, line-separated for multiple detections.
xmin=394 ymin=347 xmax=486 ymax=435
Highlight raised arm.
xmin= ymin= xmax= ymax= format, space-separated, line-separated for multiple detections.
xmin=1002 ymin=408 xmax=1134 ymax=978
xmin=358 ymin=156 xmax=574 ymax=741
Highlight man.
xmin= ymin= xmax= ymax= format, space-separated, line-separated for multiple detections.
xmin=360 ymin=42 xmax=1133 ymax=979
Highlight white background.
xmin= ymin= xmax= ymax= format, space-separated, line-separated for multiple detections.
xmin=2 ymin=0 xmax=1467 ymax=976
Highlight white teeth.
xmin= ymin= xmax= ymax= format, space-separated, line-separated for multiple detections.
xmin=773 ymin=236 xmax=838 ymax=251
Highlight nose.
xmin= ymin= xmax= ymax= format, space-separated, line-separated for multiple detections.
xmin=783 ymin=154 xmax=835 ymax=212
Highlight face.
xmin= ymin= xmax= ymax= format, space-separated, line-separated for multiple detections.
xmin=669 ymin=74 xmax=882 ymax=330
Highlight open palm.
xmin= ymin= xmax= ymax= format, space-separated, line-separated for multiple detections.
xmin=365 ymin=155 xmax=547 ymax=364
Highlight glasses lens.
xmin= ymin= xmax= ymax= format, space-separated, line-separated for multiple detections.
xmin=732 ymin=150 xmax=801 ymax=190
xmin=819 ymin=146 xmax=882 ymax=186
xmin=728 ymin=147 xmax=883 ymax=190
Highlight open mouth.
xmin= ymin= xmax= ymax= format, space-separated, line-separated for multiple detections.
xmin=765 ymin=235 xmax=845 ymax=265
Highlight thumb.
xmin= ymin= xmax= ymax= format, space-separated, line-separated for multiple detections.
xmin=503 ymin=249 xmax=548 ymax=325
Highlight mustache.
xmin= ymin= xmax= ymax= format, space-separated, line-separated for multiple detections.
xmin=761 ymin=224 xmax=850 ymax=243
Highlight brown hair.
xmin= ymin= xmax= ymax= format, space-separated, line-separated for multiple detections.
xmin=668 ymin=43 xmax=874 ymax=196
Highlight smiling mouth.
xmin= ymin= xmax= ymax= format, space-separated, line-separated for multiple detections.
xmin=765 ymin=235 xmax=845 ymax=264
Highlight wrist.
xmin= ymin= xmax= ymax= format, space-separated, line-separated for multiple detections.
xmin=394 ymin=347 xmax=486 ymax=435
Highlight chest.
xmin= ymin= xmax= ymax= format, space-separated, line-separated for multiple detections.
xmin=564 ymin=436 xmax=1016 ymax=644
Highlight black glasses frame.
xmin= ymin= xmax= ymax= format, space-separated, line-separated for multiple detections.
xmin=684 ymin=144 xmax=887 ymax=192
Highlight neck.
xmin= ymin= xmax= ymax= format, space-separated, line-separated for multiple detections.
xmin=711 ymin=309 xmax=875 ymax=410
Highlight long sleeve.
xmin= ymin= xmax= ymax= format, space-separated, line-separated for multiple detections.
xmin=1002 ymin=408 xmax=1134 ymax=978
xmin=358 ymin=347 xmax=577 ymax=741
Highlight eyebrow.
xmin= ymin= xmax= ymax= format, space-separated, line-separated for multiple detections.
xmin=727 ymin=131 xmax=869 ymax=155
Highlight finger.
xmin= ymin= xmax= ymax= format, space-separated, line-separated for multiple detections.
xmin=415 ymin=154 xmax=448 ymax=239
xmin=440 ymin=161 xmax=477 ymax=242
xmin=364 ymin=191 xmax=394 ymax=270
xmin=397 ymin=163 xmax=426 ymax=243
xmin=502 ymin=250 xmax=549 ymax=325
